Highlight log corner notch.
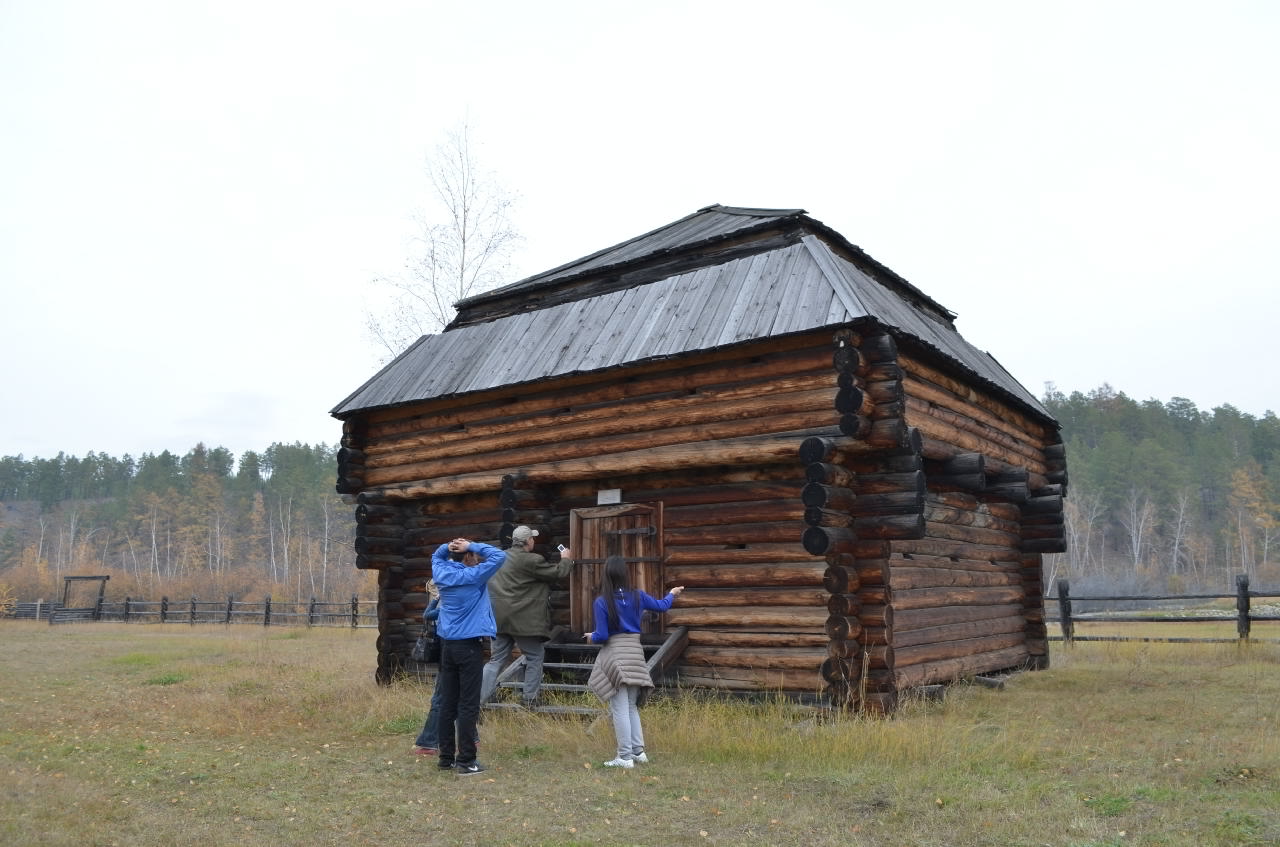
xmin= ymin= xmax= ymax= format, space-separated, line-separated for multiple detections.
xmin=354 ymin=495 xmax=412 ymax=684
xmin=809 ymin=326 xmax=925 ymax=714
xmin=498 ymin=472 xmax=557 ymax=550
xmin=1017 ymin=438 xmax=1066 ymax=670
xmin=807 ymin=329 xmax=863 ymax=710
xmin=354 ymin=499 xmax=405 ymax=571
xmin=848 ymin=328 xmax=927 ymax=714
xmin=803 ymin=444 xmax=865 ymax=712
xmin=336 ymin=417 xmax=368 ymax=496
xmin=1020 ymin=440 xmax=1068 ymax=555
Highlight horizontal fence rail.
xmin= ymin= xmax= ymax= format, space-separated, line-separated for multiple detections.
xmin=12 ymin=601 xmax=53 ymax=621
xmin=1050 ymin=574 xmax=1280 ymax=644
xmin=9 ymin=596 xmax=378 ymax=628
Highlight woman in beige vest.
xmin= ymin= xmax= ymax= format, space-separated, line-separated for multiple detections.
xmin=584 ymin=555 xmax=683 ymax=768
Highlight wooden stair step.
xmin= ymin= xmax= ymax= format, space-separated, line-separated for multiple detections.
xmin=483 ymin=701 xmax=600 ymax=716
xmin=499 ymin=681 xmax=585 ymax=692
xmin=536 ymin=704 xmax=600 ymax=716
xmin=481 ymin=626 xmax=688 ymax=714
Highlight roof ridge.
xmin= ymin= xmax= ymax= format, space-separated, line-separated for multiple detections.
xmin=460 ymin=206 xmax=714 ymax=304
xmin=698 ymin=204 xmax=807 ymax=217
xmin=455 ymin=204 xmax=808 ymax=312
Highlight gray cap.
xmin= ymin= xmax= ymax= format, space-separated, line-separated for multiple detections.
xmin=511 ymin=525 xmax=539 ymax=544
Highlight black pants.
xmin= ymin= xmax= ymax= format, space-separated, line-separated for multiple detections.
xmin=437 ymin=637 xmax=486 ymax=766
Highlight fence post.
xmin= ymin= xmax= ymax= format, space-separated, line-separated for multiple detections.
xmin=1056 ymin=579 xmax=1074 ymax=645
xmin=1236 ymin=574 xmax=1251 ymax=642
xmin=225 ymin=595 xmax=233 ymax=625
xmin=351 ymin=595 xmax=359 ymax=629
xmin=308 ymin=597 xmax=317 ymax=627
xmin=264 ymin=595 xmax=271 ymax=627
xmin=123 ymin=596 xmax=131 ymax=623
xmin=94 ymin=593 xmax=105 ymax=622
xmin=35 ymin=599 xmax=43 ymax=621
xmin=190 ymin=596 xmax=197 ymax=625
xmin=161 ymin=596 xmax=169 ymax=623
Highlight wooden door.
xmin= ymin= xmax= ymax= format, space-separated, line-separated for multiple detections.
xmin=569 ymin=503 xmax=664 ymax=634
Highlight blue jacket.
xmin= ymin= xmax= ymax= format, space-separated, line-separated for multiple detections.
xmin=588 ymin=589 xmax=675 ymax=644
xmin=431 ymin=541 xmax=505 ymax=639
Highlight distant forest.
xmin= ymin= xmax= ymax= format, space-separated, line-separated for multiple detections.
xmin=0 ymin=442 xmax=366 ymax=603
xmin=1042 ymin=386 xmax=1278 ymax=593
xmin=1 ymin=385 xmax=1277 ymax=604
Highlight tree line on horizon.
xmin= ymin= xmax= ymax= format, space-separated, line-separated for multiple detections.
xmin=0 ymin=442 xmax=368 ymax=604
xmin=0 ymin=385 xmax=1277 ymax=606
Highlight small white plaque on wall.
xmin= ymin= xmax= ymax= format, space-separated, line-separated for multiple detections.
xmin=597 ymin=488 xmax=622 ymax=505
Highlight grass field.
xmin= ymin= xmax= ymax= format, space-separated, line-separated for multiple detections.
xmin=1 ymin=622 xmax=1276 ymax=847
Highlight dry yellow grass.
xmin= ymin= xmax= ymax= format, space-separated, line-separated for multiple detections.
xmin=1 ymin=622 xmax=1277 ymax=846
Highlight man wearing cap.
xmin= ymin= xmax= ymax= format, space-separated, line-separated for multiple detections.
xmin=480 ymin=526 xmax=574 ymax=708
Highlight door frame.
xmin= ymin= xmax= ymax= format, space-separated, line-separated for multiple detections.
xmin=568 ymin=502 xmax=664 ymax=634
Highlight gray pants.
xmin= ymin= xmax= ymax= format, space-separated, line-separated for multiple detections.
xmin=480 ymin=633 xmax=546 ymax=703
xmin=607 ymin=684 xmax=645 ymax=761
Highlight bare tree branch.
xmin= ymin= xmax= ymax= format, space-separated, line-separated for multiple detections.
xmin=367 ymin=123 xmax=521 ymax=361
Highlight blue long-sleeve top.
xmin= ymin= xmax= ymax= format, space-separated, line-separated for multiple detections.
xmin=587 ymin=589 xmax=675 ymax=644
xmin=431 ymin=541 xmax=505 ymax=639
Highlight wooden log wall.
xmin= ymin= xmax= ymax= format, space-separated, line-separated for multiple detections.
xmin=794 ymin=330 xmax=1066 ymax=704
xmin=890 ymin=492 xmax=1030 ymax=688
xmin=352 ymin=334 xmax=845 ymax=500
xmin=550 ymin=465 xmax=831 ymax=692
xmin=344 ymin=333 xmax=846 ymax=690
xmin=340 ymin=325 xmax=1065 ymax=700
xmin=895 ymin=342 xmax=1065 ymax=680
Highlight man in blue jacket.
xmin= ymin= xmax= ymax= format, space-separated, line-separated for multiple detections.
xmin=432 ymin=536 xmax=505 ymax=775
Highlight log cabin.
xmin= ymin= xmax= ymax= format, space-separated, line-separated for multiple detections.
xmin=331 ymin=204 xmax=1066 ymax=712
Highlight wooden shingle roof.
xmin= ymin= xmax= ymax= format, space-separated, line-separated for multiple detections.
xmin=332 ymin=205 xmax=1048 ymax=419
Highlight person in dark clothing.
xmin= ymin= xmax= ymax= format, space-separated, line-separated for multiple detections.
xmin=413 ymin=582 xmax=444 ymax=754
xmin=481 ymin=525 xmax=574 ymax=707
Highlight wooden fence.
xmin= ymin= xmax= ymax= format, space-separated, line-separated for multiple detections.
xmin=12 ymin=596 xmax=378 ymax=628
xmin=1051 ymin=574 xmax=1280 ymax=644
xmin=15 ymin=575 xmax=1279 ymax=642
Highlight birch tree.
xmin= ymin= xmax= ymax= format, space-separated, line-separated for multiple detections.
xmin=1064 ymin=492 xmax=1105 ymax=576
xmin=1227 ymin=463 xmax=1272 ymax=578
xmin=367 ymin=122 xmax=521 ymax=360
xmin=1166 ymin=487 xmax=1196 ymax=581
xmin=1118 ymin=486 xmax=1156 ymax=571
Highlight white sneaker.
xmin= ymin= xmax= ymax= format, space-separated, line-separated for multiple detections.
xmin=633 ymin=752 xmax=649 ymax=764
xmin=603 ymin=757 xmax=634 ymax=769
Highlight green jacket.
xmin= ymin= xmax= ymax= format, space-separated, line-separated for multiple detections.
xmin=488 ymin=546 xmax=574 ymax=638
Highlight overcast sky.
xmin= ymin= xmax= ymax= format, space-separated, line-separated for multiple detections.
xmin=2 ymin=1 xmax=1277 ymax=464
